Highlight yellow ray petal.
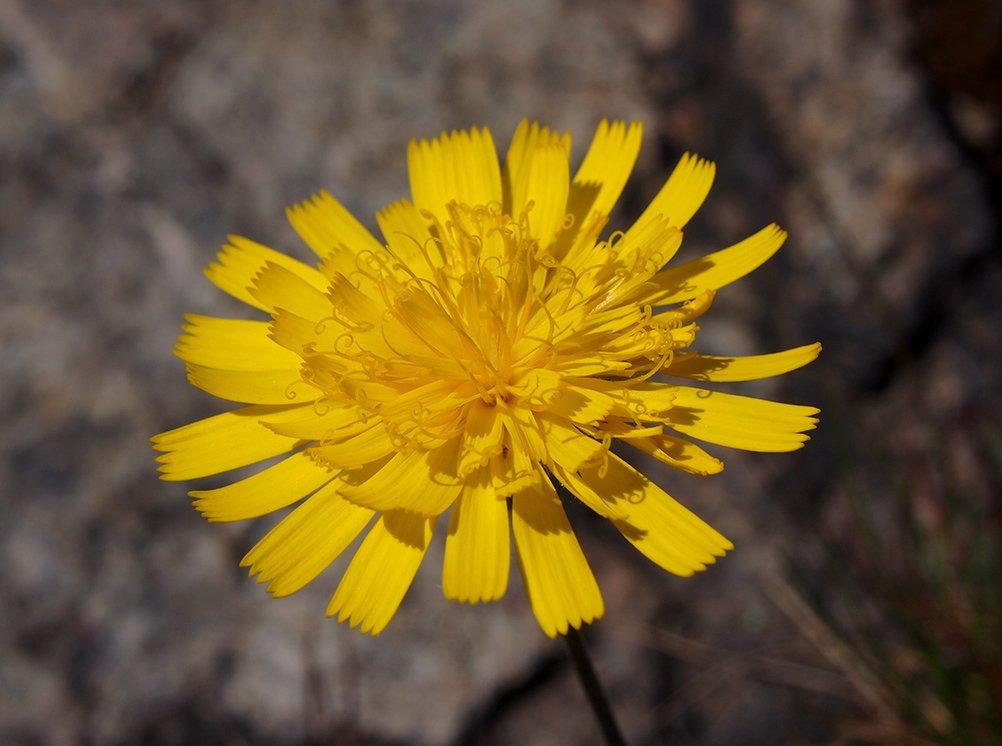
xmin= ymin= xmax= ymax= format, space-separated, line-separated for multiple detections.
xmin=631 ymin=152 xmax=715 ymax=231
xmin=665 ymin=387 xmax=820 ymax=452
xmin=629 ymin=433 xmax=725 ymax=476
xmin=651 ymin=289 xmax=715 ymax=325
xmin=490 ymin=432 xmax=542 ymax=497
xmin=241 ymin=480 xmax=375 ymax=597
xmin=152 ymin=404 xmax=311 ymax=481
xmin=376 ymin=198 xmax=438 ymax=277
xmin=308 ymin=422 xmax=395 ymax=470
xmin=327 ymin=510 xmax=436 ymax=635
xmin=185 ymin=362 xmax=315 ymax=405
xmin=539 ymin=414 xmax=606 ymax=473
xmin=512 ymin=478 xmax=604 ymax=638
xmin=640 ymin=224 xmax=787 ymax=305
xmin=538 ymin=377 xmax=620 ymax=425
xmin=609 ymin=380 xmax=678 ymax=421
xmin=190 ymin=450 xmax=336 ymax=522
xmin=376 ymin=379 xmax=475 ymax=430
xmin=508 ymin=368 xmax=563 ymax=410
xmin=553 ymin=356 xmax=631 ymax=377
xmin=498 ymin=406 xmax=548 ymax=463
xmin=547 ymin=463 xmax=628 ymax=521
xmin=503 ymin=120 xmax=571 ymax=247
xmin=263 ymin=404 xmax=368 ymax=440
xmin=668 ymin=343 xmax=822 ymax=382
xmin=590 ymin=216 xmax=683 ymax=290
xmin=595 ymin=418 xmax=665 ymax=440
xmin=389 ymin=289 xmax=476 ymax=362
xmin=325 ymin=273 xmax=394 ymax=333
xmin=510 ymin=141 xmax=570 ymax=250
xmin=569 ymin=119 xmax=643 ymax=221
xmin=443 ymin=468 xmax=510 ymax=604
xmin=205 ymin=235 xmax=329 ymax=312
xmin=458 ymin=401 xmax=505 ymax=478
xmin=286 ymin=190 xmax=384 ymax=259
xmin=174 ymin=315 xmax=301 ymax=371
xmin=408 ymin=127 xmax=502 ymax=227
xmin=267 ymin=306 xmax=348 ymax=359
xmin=338 ymin=439 xmax=463 ymax=515
xmin=555 ymin=302 xmax=643 ymax=345
xmin=571 ymin=452 xmax=732 ymax=575
xmin=250 ymin=262 xmax=332 ymax=319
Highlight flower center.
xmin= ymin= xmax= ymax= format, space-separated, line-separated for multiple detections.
xmin=296 ymin=199 xmax=687 ymax=452
xmin=300 ymin=201 xmax=562 ymax=448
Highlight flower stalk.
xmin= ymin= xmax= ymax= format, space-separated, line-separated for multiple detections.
xmin=564 ymin=627 xmax=627 ymax=746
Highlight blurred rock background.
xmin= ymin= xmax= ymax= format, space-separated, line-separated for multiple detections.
xmin=1 ymin=0 xmax=1000 ymax=744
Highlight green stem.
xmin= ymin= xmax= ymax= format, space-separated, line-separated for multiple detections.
xmin=563 ymin=626 xmax=627 ymax=746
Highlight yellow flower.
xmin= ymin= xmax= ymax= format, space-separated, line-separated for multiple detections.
xmin=152 ymin=120 xmax=820 ymax=637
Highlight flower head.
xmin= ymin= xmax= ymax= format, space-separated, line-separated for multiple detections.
xmin=152 ymin=120 xmax=820 ymax=637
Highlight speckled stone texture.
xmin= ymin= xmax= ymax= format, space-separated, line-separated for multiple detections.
xmin=2 ymin=1 xmax=999 ymax=744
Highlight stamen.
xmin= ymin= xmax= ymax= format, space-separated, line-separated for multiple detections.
xmin=334 ymin=333 xmax=356 ymax=354
xmin=631 ymin=346 xmax=674 ymax=384
xmin=596 ymin=431 xmax=612 ymax=479
xmin=284 ymin=378 xmax=315 ymax=401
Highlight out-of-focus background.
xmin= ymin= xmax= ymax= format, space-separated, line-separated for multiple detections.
xmin=2 ymin=1 xmax=1000 ymax=744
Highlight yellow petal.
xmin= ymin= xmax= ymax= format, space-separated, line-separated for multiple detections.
xmin=612 ymin=381 xmax=678 ymax=421
xmin=185 ymin=362 xmax=315 ymax=405
xmin=640 ymin=224 xmax=787 ymax=305
xmin=458 ymin=401 xmax=504 ymax=478
xmin=325 ymin=273 xmax=393 ymax=334
xmin=490 ymin=433 xmax=542 ymax=497
xmin=572 ymin=453 xmax=732 ymax=575
xmin=628 ymin=433 xmax=724 ymax=476
xmin=553 ymin=356 xmax=631 ymax=377
xmin=508 ymin=368 xmax=564 ymax=409
xmin=668 ymin=343 xmax=822 ymax=382
xmin=250 ymin=262 xmax=332 ymax=319
xmin=327 ymin=510 xmax=436 ymax=635
xmin=631 ymin=152 xmax=715 ymax=230
xmin=651 ymin=289 xmax=715 ymax=326
xmin=152 ymin=404 xmax=311 ymax=481
xmin=541 ymin=379 xmax=620 ymax=425
xmin=547 ymin=463 xmax=628 ymax=521
xmin=205 ymin=235 xmax=329 ymax=312
xmin=338 ymin=439 xmax=463 ymax=515
xmin=503 ymin=120 xmax=571 ymax=247
xmin=264 ymin=404 xmax=368 ymax=440
xmin=190 ymin=450 xmax=336 ymax=522
xmin=598 ymin=216 xmax=683 ymax=287
xmin=241 ymin=480 xmax=375 ymax=597
xmin=408 ymin=126 xmax=502 ymax=226
xmin=443 ymin=468 xmax=510 ymax=603
xmin=267 ymin=306 xmax=346 ymax=359
xmin=498 ymin=405 xmax=548 ymax=463
xmin=512 ymin=478 xmax=604 ymax=638
xmin=376 ymin=198 xmax=438 ymax=277
xmin=569 ymin=119 xmax=643 ymax=221
xmin=666 ymin=386 xmax=820 ymax=452
xmin=286 ymin=190 xmax=384 ymax=259
xmin=174 ymin=315 xmax=301 ymax=371
xmin=308 ymin=422 xmax=395 ymax=470
xmin=539 ymin=414 xmax=606 ymax=473
xmin=511 ymin=141 xmax=570 ymax=250
xmin=376 ymin=379 xmax=476 ymax=433
xmin=556 ymin=302 xmax=643 ymax=344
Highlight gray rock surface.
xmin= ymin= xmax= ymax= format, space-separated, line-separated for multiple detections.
xmin=2 ymin=0 xmax=999 ymax=744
